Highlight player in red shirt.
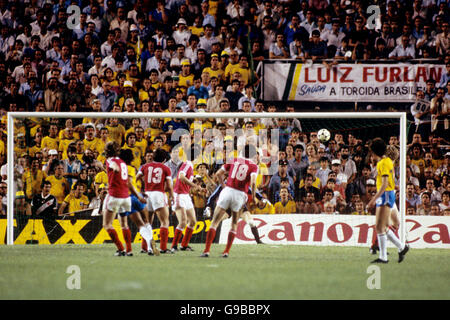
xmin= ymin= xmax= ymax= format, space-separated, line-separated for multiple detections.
xmin=201 ymin=144 xmax=259 ymax=258
xmin=171 ymin=143 xmax=204 ymax=252
xmin=102 ymin=141 xmax=154 ymax=256
xmin=136 ymin=148 xmax=175 ymax=253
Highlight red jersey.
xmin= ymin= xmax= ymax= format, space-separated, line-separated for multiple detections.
xmin=139 ymin=162 xmax=172 ymax=192
xmin=174 ymin=161 xmax=194 ymax=194
xmin=106 ymin=157 xmax=129 ymax=198
xmin=224 ymin=158 xmax=258 ymax=193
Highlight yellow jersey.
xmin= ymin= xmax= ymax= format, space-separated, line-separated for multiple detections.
xmin=251 ymin=201 xmax=275 ymax=214
xmin=45 ymin=175 xmax=68 ymax=204
xmin=41 ymin=136 xmax=59 ymax=151
xmin=63 ymin=193 xmax=90 ymax=216
xmin=274 ymin=200 xmax=297 ymax=214
xmin=376 ymin=157 xmax=395 ymax=192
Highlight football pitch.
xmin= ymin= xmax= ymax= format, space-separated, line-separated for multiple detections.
xmin=0 ymin=243 xmax=448 ymax=300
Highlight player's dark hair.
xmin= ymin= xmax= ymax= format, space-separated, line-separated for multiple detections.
xmin=105 ymin=141 xmax=119 ymax=158
xmin=153 ymin=148 xmax=168 ymax=163
xmin=369 ymin=137 xmax=387 ymax=158
xmin=119 ymin=148 xmax=134 ymax=165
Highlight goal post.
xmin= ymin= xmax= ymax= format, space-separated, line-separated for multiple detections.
xmin=6 ymin=111 xmax=408 ymax=246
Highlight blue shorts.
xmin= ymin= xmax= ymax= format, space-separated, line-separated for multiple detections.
xmin=119 ymin=194 xmax=146 ymax=217
xmin=375 ymin=190 xmax=395 ymax=208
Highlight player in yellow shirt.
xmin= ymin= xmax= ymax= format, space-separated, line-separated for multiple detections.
xmin=367 ymin=138 xmax=408 ymax=264
xmin=58 ymin=182 xmax=89 ymax=216
xmin=274 ymin=187 xmax=297 ymax=214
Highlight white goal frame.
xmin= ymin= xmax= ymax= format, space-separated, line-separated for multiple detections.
xmin=6 ymin=111 xmax=408 ymax=246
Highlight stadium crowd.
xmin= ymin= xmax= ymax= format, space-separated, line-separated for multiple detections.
xmin=0 ymin=0 xmax=449 ymax=217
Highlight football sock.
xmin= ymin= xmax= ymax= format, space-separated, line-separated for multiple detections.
xmin=172 ymin=227 xmax=184 ymax=248
xmin=159 ymin=227 xmax=169 ymax=251
xmin=204 ymin=227 xmax=216 ymax=253
xmin=139 ymin=225 xmax=153 ymax=250
xmin=107 ymin=228 xmax=124 ymax=251
xmin=377 ymin=233 xmax=388 ymax=261
xmin=250 ymin=226 xmax=261 ymax=243
xmin=181 ymin=226 xmax=194 ymax=248
xmin=223 ymin=230 xmax=236 ymax=254
xmin=386 ymin=228 xmax=404 ymax=252
xmin=141 ymin=237 xmax=148 ymax=251
xmin=389 ymin=225 xmax=400 ymax=239
xmin=122 ymin=228 xmax=132 ymax=253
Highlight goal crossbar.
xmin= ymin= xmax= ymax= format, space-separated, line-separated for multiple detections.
xmin=6 ymin=111 xmax=408 ymax=245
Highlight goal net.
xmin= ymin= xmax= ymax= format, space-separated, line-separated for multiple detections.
xmin=4 ymin=111 xmax=407 ymax=248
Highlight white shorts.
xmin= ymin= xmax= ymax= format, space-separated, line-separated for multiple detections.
xmin=172 ymin=193 xmax=194 ymax=211
xmin=146 ymin=191 xmax=168 ymax=212
xmin=216 ymin=187 xmax=247 ymax=213
xmin=104 ymin=194 xmax=131 ymax=214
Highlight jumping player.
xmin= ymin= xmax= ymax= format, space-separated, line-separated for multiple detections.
xmin=171 ymin=142 xmax=203 ymax=252
xmin=136 ymin=148 xmax=174 ymax=254
xmin=102 ymin=141 xmax=154 ymax=256
xmin=201 ymin=144 xmax=259 ymax=258
xmin=367 ymin=138 xmax=409 ymax=263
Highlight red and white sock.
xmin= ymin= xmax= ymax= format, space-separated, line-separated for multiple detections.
xmin=181 ymin=226 xmax=194 ymax=248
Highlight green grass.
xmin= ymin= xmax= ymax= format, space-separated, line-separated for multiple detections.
xmin=0 ymin=244 xmax=448 ymax=300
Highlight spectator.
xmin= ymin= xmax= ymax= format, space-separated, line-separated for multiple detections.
xmin=268 ymin=159 xmax=295 ymax=203
xmin=389 ymin=34 xmax=416 ymax=60
xmin=274 ymin=186 xmax=297 ymax=214
xmin=269 ymin=32 xmax=289 ymax=59
xmin=417 ymin=192 xmax=432 ymax=215
xmin=299 ymin=191 xmax=320 ymax=214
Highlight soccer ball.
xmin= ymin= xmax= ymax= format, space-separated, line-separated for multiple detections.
xmin=317 ymin=129 xmax=331 ymax=142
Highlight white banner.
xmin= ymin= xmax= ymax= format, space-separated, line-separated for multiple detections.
xmin=219 ymin=215 xmax=450 ymax=249
xmin=263 ymin=62 xmax=445 ymax=102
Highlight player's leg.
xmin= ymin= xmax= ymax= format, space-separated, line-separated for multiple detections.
xmin=118 ymin=213 xmax=133 ymax=256
xmin=203 ymin=184 xmax=223 ymax=218
xmin=387 ymin=204 xmax=409 ymax=262
xmin=102 ymin=204 xmax=125 ymax=256
xmin=222 ymin=210 xmax=240 ymax=257
xmin=171 ymin=207 xmax=187 ymax=251
xmin=156 ymin=206 xmax=171 ymax=253
xmin=180 ymin=208 xmax=197 ymax=251
xmin=201 ymin=206 xmax=229 ymax=257
xmin=128 ymin=208 xmax=160 ymax=256
xmin=242 ymin=210 xmax=263 ymax=244
xmin=372 ymin=205 xmax=391 ymax=263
